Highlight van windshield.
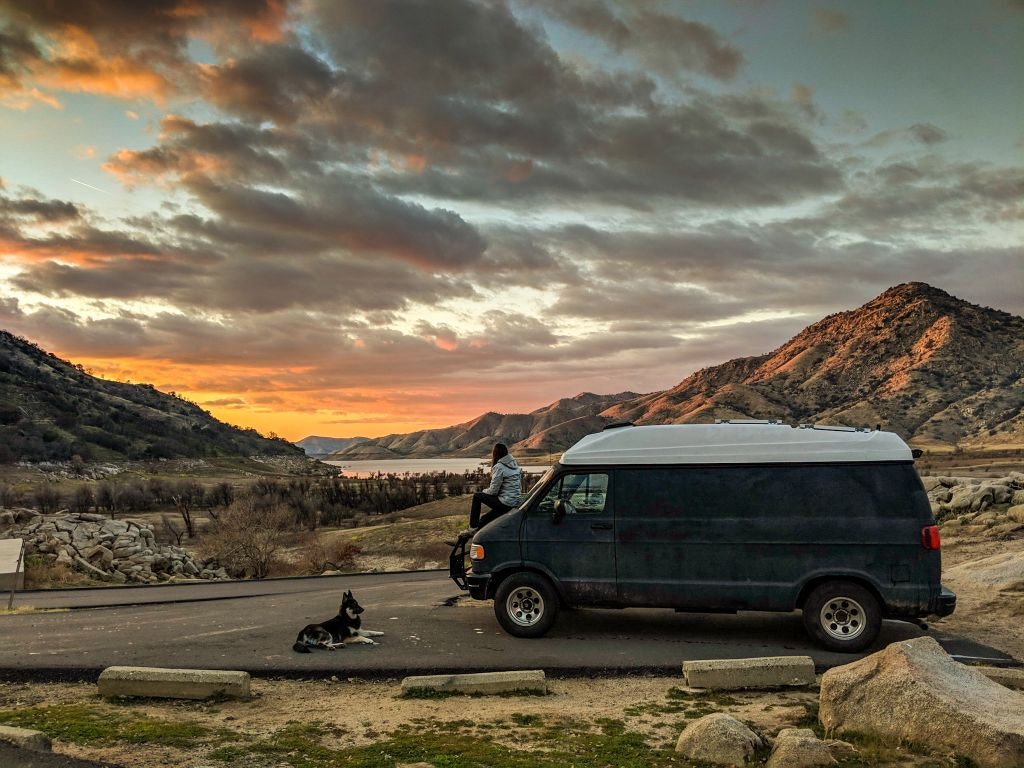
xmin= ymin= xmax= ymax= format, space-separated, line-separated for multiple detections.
xmin=521 ymin=465 xmax=557 ymax=509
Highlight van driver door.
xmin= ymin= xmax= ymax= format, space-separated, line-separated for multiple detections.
xmin=523 ymin=471 xmax=617 ymax=605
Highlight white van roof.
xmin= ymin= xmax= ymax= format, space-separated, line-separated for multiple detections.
xmin=560 ymin=422 xmax=913 ymax=466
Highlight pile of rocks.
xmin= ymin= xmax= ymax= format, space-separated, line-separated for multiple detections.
xmin=674 ymin=638 xmax=1024 ymax=767
xmin=924 ymin=473 xmax=1024 ymax=540
xmin=1 ymin=510 xmax=227 ymax=584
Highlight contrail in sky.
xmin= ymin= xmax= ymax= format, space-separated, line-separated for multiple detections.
xmin=70 ymin=177 xmax=111 ymax=194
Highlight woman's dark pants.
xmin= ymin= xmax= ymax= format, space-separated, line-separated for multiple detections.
xmin=470 ymin=492 xmax=512 ymax=529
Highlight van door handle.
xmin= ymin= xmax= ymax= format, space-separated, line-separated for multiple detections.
xmin=591 ymin=522 xmax=613 ymax=530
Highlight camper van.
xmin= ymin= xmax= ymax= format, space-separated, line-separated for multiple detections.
xmin=454 ymin=422 xmax=955 ymax=652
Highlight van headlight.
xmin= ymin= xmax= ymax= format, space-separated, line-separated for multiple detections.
xmin=469 ymin=544 xmax=485 ymax=560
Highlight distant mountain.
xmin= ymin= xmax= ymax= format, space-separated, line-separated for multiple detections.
xmin=327 ymin=391 xmax=641 ymax=459
xmin=0 ymin=331 xmax=302 ymax=463
xmin=331 ymin=283 xmax=1024 ymax=458
xmin=296 ymin=435 xmax=369 ymax=456
xmin=604 ymin=282 xmax=1024 ymax=447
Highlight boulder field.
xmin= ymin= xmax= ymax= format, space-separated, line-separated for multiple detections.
xmin=2 ymin=510 xmax=226 ymax=584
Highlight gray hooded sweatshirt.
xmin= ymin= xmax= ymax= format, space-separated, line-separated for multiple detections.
xmin=485 ymin=454 xmax=523 ymax=507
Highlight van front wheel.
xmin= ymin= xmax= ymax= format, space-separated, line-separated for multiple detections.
xmin=802 ymin=581 xmax=881 ymax=653
xmin=494 ymin=573 xmax=559 ymax=638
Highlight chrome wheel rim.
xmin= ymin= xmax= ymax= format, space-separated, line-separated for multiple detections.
xmin=819 ymin=596 xmax=866 ymax=641
xmin=506 ymin=586 xmax=545 ymax=627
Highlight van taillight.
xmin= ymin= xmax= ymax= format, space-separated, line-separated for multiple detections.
xmin=921 ymin=525 xmax=941 ymax=550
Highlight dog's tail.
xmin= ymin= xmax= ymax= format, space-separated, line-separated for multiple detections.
xmin=292 ymin=641 xmax=312 ymax=654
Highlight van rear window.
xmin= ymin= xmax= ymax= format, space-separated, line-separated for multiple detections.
xmin=615 ymin=464 xmax=919 ymax=519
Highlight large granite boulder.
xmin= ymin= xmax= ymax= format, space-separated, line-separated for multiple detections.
xmin=820 ymin=637 xmax=1024 ymax=768
xmin=675 ymin=713 xmax=764 ymax=767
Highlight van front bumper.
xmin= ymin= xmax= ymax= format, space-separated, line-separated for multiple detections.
xmin=466 ymin=572 xmax=491 ymax=601
xmin=931 ymin=585 xmax=956 ymax=617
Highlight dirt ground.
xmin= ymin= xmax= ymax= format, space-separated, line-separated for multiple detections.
xmin=931 ymin=533 xmax=1024 ymax=661
xmin=0 ymin=676 xmax=865 ymax=767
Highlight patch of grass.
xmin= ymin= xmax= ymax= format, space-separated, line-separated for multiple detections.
xmin=208 ymin=716 xmax=679 ymax=768
xmin=510 ymin=712 xmax=542 ymax=727
xmin=0 ymin=704 xmax=207 ymax=747
xmin=624 ymin=686 xmax=737 ymax=717
xmin=399 ymin=687 xmax=463 ymax=700
xmin=0 ymin=605 xmax=69 ymax=615
xmin=22 ymin=554 xmax=97 ymax=589
xmin=815 ymin=727 xmax=967 ymax=768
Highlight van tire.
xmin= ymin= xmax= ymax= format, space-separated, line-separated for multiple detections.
xmin=494 ymin=573 xmax=559 ymax=638
xmin=802 ymin=581 xmax=881 ymax=653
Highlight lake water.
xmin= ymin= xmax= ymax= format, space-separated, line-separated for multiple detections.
xmin=322 ymin=457 xmax=551 ymax=478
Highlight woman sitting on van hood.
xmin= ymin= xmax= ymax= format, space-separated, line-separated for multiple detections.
xmin=450 ymin=443 xmax=522 ymax=545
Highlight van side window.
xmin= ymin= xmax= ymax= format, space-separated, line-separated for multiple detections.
xmin=538 ymin=473 xmax=609 ymax=515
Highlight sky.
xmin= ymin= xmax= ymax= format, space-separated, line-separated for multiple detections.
xmin=0 ymin=0 xmax=1022 ymax=442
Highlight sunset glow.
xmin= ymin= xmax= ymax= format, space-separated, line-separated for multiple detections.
xmin=1 ymin=0 xmax=1022 ymax=441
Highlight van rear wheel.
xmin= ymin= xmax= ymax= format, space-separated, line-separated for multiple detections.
xmin=494 ymin=573 xmax=559 ymax=638
xmin=803 ymin=581 xmax=881 ymax=653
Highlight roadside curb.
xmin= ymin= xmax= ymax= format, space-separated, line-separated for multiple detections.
xmin=97 ymin=666 xmax=251 ymax=700
xmin=401 ymin=669 xmax=547 ymax=695
xmin=0 ymin=724 xmax=52 ymax=752
xmin=683 ymin=656 xmax=816 ymax=690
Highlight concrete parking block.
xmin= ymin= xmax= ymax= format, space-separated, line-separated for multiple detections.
xmin=683 ymin=656 xmax=816 ymax=690
xmin=975 ymin=666 xmax=1024 ymax=690
xmin=98 ymin=666 xmax=250 ymax=700
xmin=401 ymin=670 xmax=547 ymax=695
xmin=0 ymin=724 xmax=52 ymax=752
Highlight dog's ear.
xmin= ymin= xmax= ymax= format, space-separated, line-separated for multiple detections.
xmin=344 ymin=590 xmax=351 ymax=599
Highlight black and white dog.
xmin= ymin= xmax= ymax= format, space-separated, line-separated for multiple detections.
xmin=292 ymin=590 xmax=385 ymax=653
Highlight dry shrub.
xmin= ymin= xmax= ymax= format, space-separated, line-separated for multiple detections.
xmin=23 ymin=554 xmax=91 ymax=588
xmin=297 ymin=535 xmax=363 ymax=574
xmin=200 ymin=495 xmax=291 ymax=579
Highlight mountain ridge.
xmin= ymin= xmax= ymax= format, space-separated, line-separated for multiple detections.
xmin=0 ymin=330 xmax=302 ymax=462
xmin=328 ymin=283 xmax=1024 ymax=458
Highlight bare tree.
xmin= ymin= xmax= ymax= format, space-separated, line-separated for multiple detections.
xmin=161 ymin=514 xmax=186 ymax=546
xmin=33 ymin=483 xmax=62 ymax=515
xmin=69 ymin=485 xmax=95 ymax=514
xmin=200 ymin=495 xmax=291 ymax=579
xmin=170 ymin=479 xmax=203 ymax=538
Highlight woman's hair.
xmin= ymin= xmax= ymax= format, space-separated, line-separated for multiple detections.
xmin=492 ymin=443 xmax=509 ymax=465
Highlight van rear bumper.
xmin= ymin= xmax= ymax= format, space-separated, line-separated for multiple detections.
xmin=931 ymin=585 xmax=956 ymax=617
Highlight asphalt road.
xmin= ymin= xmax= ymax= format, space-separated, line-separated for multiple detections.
xmin=1 ymin=571 xmax=1016 ymax=679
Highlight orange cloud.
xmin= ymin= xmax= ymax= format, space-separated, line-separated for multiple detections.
xmin=245 ymin=0 xmax=288 ymax=43
xmin=103 ymin=146 xmax=224 ymax=187
xmin=0 ymin=87 xmax=63 ymax=111
xmin=34 ymin=27 xmax=172 ymax=104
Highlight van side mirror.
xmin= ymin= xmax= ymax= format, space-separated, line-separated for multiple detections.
xmin=552 ymin=499 xmax=566 ymax=525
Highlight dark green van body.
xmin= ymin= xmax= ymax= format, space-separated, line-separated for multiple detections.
xmin=466 ymin=460 xmax=953 ymax=620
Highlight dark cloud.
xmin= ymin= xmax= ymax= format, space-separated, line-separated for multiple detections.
xmin=187 ymin=178 xmax=487 ymax=270
xmin=0 ymin=22 xmax=39 ymax=82
xmin=805 ymin=159 xmax=1024 ymax=234
xmin=199 ymin=45 xmax=335 ymax=124
xmin=527 ymin=0 xmax=743 ymax=80
xmin=0 ymin=186 xmax=79 ymax=222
